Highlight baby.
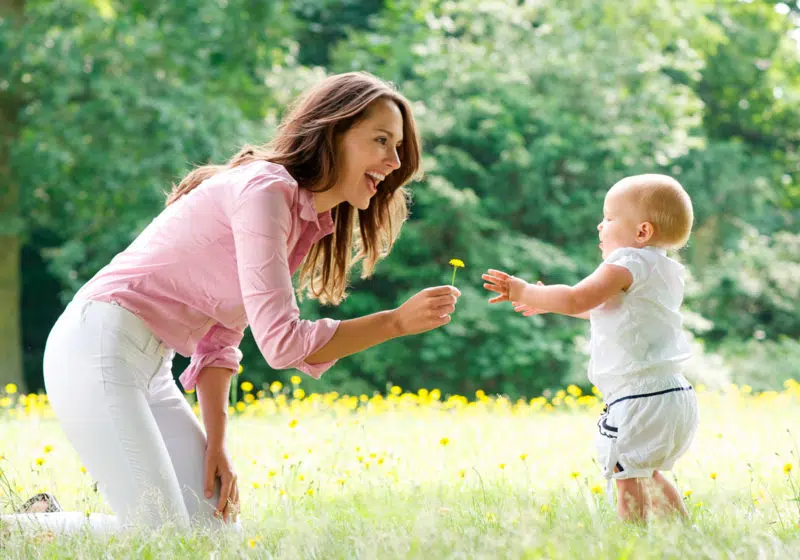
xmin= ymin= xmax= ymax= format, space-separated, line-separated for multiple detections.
xmin=483 ymin=174 xmax=698 ymax=522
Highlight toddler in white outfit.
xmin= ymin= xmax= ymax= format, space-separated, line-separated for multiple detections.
xmin=483 ymin=173 xmax=698 ymax=522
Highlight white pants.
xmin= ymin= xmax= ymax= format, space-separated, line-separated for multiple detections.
xmin=2 ymin=299 xmax=230 ymax=534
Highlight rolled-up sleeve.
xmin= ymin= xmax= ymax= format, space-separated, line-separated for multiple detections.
xmin=179 ymin=323 xmax=244 ymax=391
xmin=230 ymin=175 xmax=340 ymax=378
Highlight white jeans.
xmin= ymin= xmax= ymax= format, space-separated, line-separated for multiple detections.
xmin=2 ymin=299 xmax=229 ymax=534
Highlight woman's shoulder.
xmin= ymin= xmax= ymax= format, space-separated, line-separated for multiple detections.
xmin=233 ymin=160 xmax=298 ymax=190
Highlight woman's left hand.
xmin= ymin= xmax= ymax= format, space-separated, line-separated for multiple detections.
xmin=204 ymin=444 xmax=239 ymax=523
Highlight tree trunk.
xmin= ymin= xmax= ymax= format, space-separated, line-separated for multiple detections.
xmin=0 ymin=0 xmax=25 ymax=390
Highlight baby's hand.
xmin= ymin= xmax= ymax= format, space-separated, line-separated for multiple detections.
xmin=482 ymin=269 xmax=527 ymax=303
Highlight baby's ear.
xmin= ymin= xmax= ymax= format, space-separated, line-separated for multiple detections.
xmin=637 ymin=221 xmax=655 ymax=243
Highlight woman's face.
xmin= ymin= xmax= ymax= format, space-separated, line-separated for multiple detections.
xmin=333 ymin=98 xmax=404 ymax=211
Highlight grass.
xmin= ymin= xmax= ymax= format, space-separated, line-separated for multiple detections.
xmin=1 ymin=381 xmax=799 ymax=558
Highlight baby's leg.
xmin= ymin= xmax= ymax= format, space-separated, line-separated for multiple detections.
xmin=649 ymin=471 xmax=688 ymax=518
xmin=615 ymin=477 xmax=648 ymax=523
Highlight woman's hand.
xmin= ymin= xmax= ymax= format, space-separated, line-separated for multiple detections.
xmin=204 ymin=443 xmax=239 ymax=523
xmin=393 ymin=285 xmax=461 ymax=336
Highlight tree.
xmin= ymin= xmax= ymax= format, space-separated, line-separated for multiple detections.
xmin=4 ymin=0 xmax=296 ymax=388
xmin=0 ymin=0 xmax=25 ymax=389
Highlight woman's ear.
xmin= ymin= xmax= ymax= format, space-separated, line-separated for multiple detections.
xmin=637 ymin=221 xmax=655 ymax=244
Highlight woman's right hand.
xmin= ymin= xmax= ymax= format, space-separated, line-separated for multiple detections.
xmin=393 ymin=285 xmax=461 ymax=336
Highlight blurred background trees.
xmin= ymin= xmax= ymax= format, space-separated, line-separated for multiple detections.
xmin=2 ymin=0 xmax=798 ymax=396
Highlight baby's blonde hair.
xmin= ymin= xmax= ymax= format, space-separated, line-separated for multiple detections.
xmin=612 ymin=174 xmax=694 ymax=249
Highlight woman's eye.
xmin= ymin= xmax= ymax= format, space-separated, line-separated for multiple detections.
xmin=376 ymin=137 xmax=388 ymax=145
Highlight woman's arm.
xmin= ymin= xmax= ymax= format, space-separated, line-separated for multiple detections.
xmin=196 ymin=366 xmax=239 ymax=521
xmin=306 ymin=286 xmax=459 ymax=364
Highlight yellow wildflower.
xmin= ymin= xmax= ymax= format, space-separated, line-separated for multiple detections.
xmin=448 ymin=258 xmax=465 ymax=286
xmin=240 ymin=381 xmax=253 ymax=392
xmin=570 ymin=471 xmax=580 ymax=479
xmin=784 ymin=463 xmax=793 ymax=474
xmin=590 ymin=485 xmax=602 ymax=494
xmin=269 ymin=381 xmax=282 ymax=393
xmin=35 ymin=457 xmax=45 ymax=467
xmin=43 ymin=445 xmax=53 ymax=454
xmin=293 ymin=389 xmax=305 ymax=400
xmin=440 ymin=437 xmax=449 ymax=446
xmin=4 ymin=383 xmax=17 ymax=394
xmin=684 ymin=489 xmax=692 ymax=498
xmin=289 ymin=419 xmax=298 ymax=428
xmin=291 ymin=376 xmax=301 ymax=385
xmin=710 ymin=472 xmax=717 ymax=480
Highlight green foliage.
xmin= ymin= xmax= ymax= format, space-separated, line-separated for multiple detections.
xmin=6 ymin=0 xmax=800 ymax=394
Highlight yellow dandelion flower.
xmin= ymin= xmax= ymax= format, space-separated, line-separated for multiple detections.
xmin=248 ymin=539 xmax=258 ymax=548
xmin=240 ymin=381 xmax=253 ymax=392
xmin=35 ymin=457 xmax=45 ymax=466
xmin=43 ymin=445 xmax=53 ymax=454
xmin=298 ymin=475 xmax=305 ymax=482
xmin=279 ymin=489 xmax=285 ymax=496
xmin=289 ymin=419 xmax=298 ymax=428
xmin=237 ymin=365 xmax=244 ymax=374
xmin=458 ymin=469 xmax=466 ymax=478
xmin=4 ymin=383 xmax=18 ymax=395
xmin=252 ymin=482 xmax=261 ymax=489
xmin=570 ymin=471 xmax=580 ymax=479
xmin=268 ymin=470 xmax=276 ymax=477
xmin=235 ymin=402 xmax=246 ymax=412
xmin=485 ymin=512 xmax=497 ymax=522
xmin=440 ymin=437 xmax=450 ymax=446
xmin=540 ymin=504 xmax=550 ymax=513
xmin=306 ymin=488 xmax=314 ymax=496
xmin=390 ymin=386 xmax=402 ymax=396
xmin=710 ymin=472 xmax=717 ymax=480
xmin=80 ymin=466 xmax=87 ymax=474
xmin=520 ymin=453 xmax=528 ymax=461
xmin=591 ymin=485 xmax=602 ymax=494
xmin=448 ymin=258 xmax=465 ymax=285
xmin=499 ymin=463 xmax=506 ymax=470
xmin=244 ymin=394 xmax=255 ymax=404
xmin=290 ymin=375 xmax=301 ymax=385
xmin=283 ymin=454 xmax=289 ymax=460
xmin=378 ymin=458 xmax=384 ymax=465
xmin=269 ymin=381 xmax=282 ymax=393
xmin=293 ymin=389 xmax=305 ymax=399
xmin=784 ymin=463 xmax=793 ymax=474
xmin=337 ymin=479 xmax=346 ymax=485
xmin=684 ymin=489 xmax=692 ymax=498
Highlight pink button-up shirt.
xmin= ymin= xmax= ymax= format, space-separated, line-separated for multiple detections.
xmin=75 ymin=161 xmax=340 ymax=390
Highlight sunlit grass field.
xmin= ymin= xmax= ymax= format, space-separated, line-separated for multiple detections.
xmin=1 ymin=379 xmax=799 ymax=558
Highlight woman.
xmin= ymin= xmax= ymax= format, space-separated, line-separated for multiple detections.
xmin=3 ymin=72 xmax=460 ymax=534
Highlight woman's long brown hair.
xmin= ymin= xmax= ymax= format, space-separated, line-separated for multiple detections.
xmin=166 ymin=72 xmax=422 ymax=305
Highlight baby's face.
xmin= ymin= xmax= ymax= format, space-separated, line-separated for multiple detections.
xmin=597 ymin=187 xmax=642 ymax=259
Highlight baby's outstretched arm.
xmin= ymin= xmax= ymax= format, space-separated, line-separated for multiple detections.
xmin=483 ymin=264 xmax=632 ymax=316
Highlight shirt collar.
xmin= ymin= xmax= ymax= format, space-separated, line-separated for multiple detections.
xmin=298 ymin=186 xmax=334 ymax=233
xmin=643 ymin=245 xmax=667 ymax=256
